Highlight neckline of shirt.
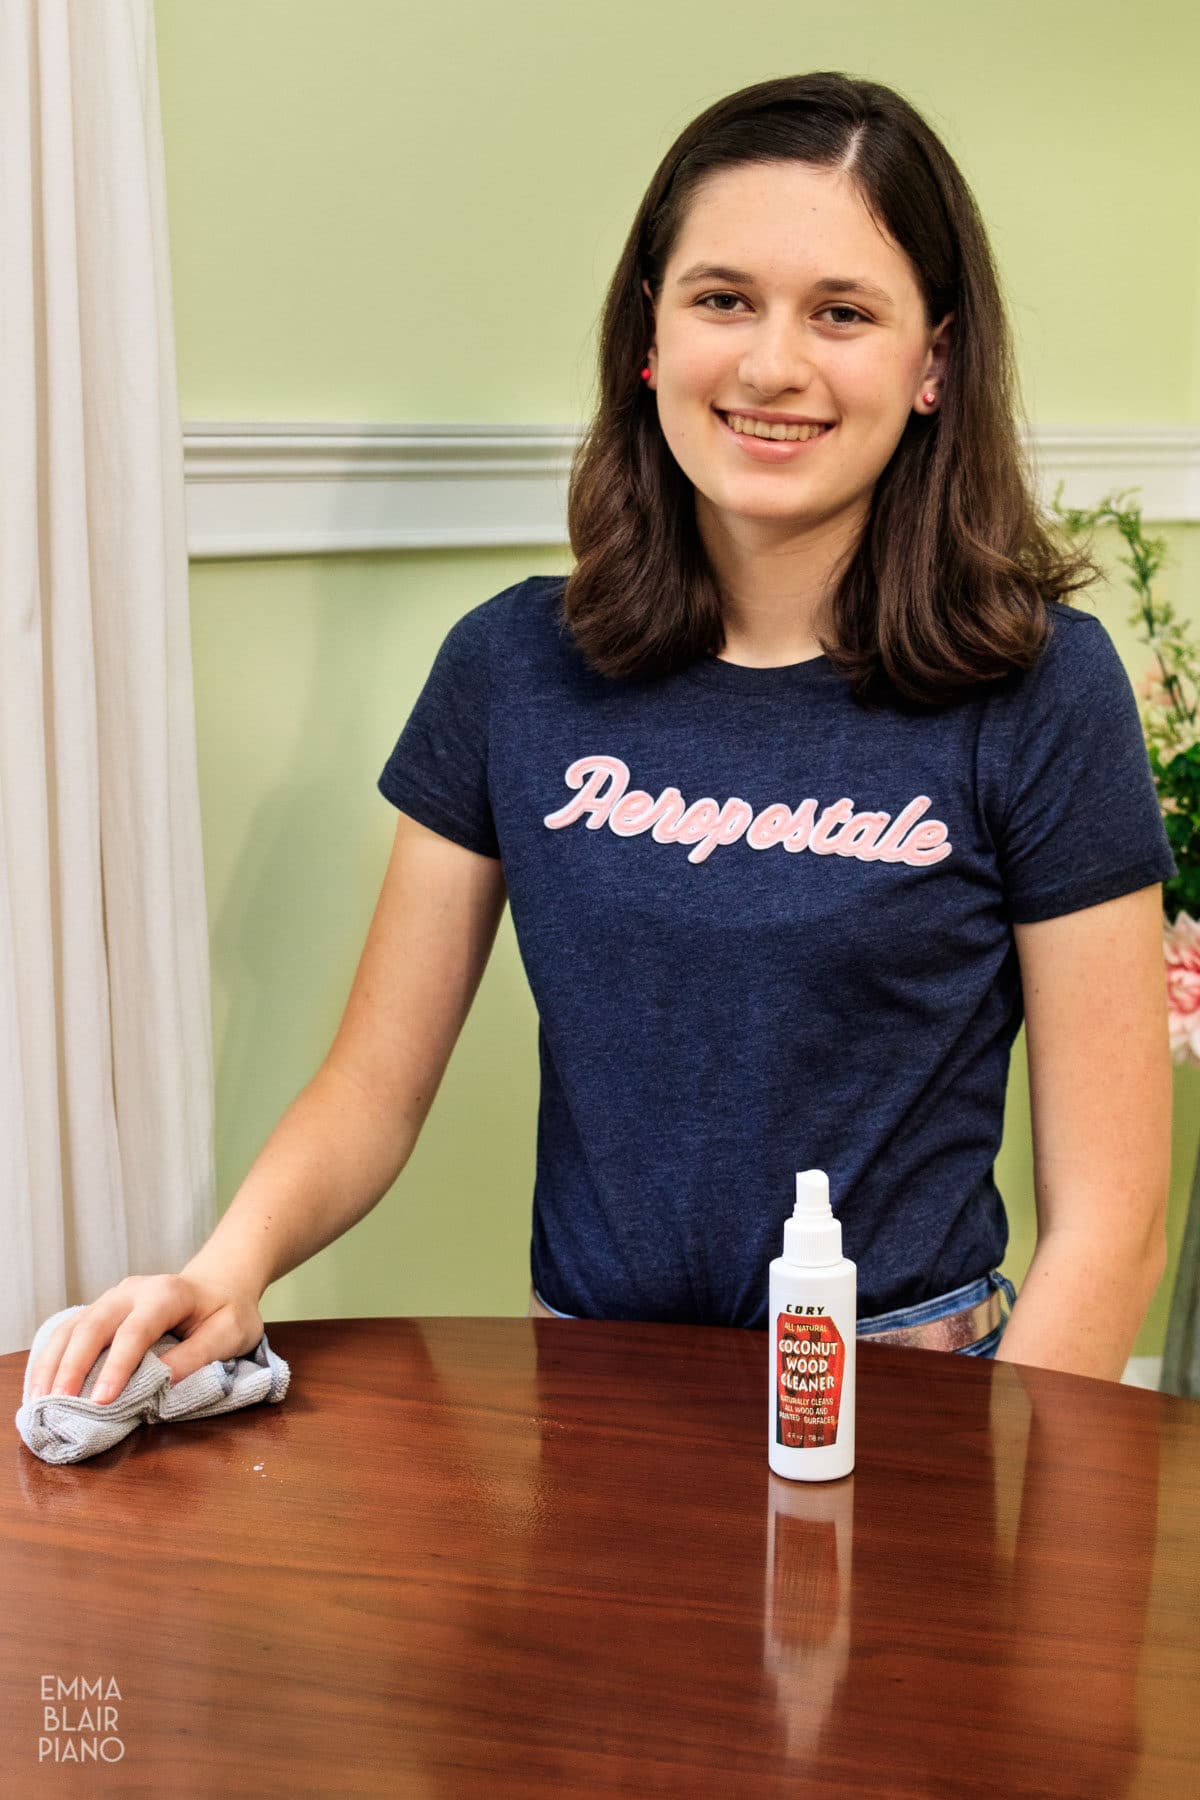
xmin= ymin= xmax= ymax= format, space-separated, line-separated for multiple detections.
xmin=542 ymin=579 xmax=839 ymax=693
xmin=681 ymin=651 xmax=837 ymax=693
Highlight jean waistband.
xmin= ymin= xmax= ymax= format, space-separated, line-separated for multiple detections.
xmin=857 ymin=1270 xmax=1017 ymax=1352
xmin=532 ymin=1269 xmax=1019 ymax=1350
xmin=530 ymin=1284 xmax=577 ymax=1320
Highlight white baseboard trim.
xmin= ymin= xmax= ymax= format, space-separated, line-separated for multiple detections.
xmin=181 ymin=422 xmax=1200 ymax=560
xmin=1122 ymin=1355 xmax=1162 ymax=1390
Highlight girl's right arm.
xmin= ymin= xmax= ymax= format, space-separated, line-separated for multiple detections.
xmin=25 ymin=812 xmax=508 ymax=1403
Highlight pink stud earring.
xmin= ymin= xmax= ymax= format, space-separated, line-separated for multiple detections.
xmin=640 ymin=364 xmax=652 ymax=381
xmin=923 ymin=389 xmax=936 ymax=405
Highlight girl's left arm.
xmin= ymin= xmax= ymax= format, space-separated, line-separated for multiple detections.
xmin=996 ymin=884 xmax=1172 ymax=1380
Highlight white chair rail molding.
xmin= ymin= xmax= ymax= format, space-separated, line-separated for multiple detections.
xmin=181 ymin=422 xmax=1200 ymax=560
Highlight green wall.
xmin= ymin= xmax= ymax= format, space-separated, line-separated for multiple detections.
xmin=159 ymin=1 xmax=1200 ymax=1352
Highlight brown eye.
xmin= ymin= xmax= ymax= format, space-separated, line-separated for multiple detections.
xmin=696 ymin=295 xmax=869 ymax=327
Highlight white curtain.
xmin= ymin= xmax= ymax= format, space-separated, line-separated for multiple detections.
xmin=0 ymin=0 xmax=214 ymax=1354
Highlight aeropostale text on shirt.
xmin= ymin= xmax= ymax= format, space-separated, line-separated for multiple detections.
xmin=542 ymin=753 xmax=953 ymax=867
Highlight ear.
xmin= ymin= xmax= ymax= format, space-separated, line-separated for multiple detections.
xmin=640 ymin=279 xmax=658 ymax=373
xmin=927 ymin=309 xmax=954 ymax=378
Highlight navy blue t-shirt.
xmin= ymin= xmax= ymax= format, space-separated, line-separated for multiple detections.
xmin=378 ymin=574 xmax=1177 ymax=1326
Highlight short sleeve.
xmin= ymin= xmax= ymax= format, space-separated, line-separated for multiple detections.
xmin=377 ymin=603 xmax=499 ymax=858
xmin=998 ymin=610 xmax=1178 ymax=923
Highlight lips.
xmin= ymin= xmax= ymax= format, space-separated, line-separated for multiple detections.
xmin=713 ymin=409 xmax=838 ymax=460
xmin=714 ymin=408 xmax=836 ymax=433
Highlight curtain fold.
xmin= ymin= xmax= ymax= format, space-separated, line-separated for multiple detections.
xmin=0 ymin=0 xmax=214 ymax=1355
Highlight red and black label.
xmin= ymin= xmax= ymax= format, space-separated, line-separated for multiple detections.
xmin=775 ymin=1313 xmax=845 ymax=1449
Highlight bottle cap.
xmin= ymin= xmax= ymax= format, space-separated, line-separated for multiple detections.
xmin=782 ymin=1169 xmax=842 ymax=1266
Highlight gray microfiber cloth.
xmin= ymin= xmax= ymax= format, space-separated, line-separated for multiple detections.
xmin=15 ymin=1304 xmax=291 ymax=1465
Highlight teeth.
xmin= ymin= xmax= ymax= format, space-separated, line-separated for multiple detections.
xmin=724 ymin=413 xmax=831 ymax=442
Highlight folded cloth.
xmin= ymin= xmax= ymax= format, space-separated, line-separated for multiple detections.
xmin=15 ymin=1304 xmax=291 ymax=1465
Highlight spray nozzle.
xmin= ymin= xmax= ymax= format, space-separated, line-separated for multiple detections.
xmin=784 ymin=1169 xmax=842 ymax=1267
xmin=794 ymin=1169 xmax=831 ymax=1218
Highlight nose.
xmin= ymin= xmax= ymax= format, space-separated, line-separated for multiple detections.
xmin=737 ymin=318 xmax=819 ymax=404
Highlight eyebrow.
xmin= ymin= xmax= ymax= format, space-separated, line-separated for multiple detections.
xmin=673 ymin=263 xmax=895 ymax=305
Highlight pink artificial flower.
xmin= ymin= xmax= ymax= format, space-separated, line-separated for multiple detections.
xmin=1164 ymin=911 xmax=1200 ymax=1066
xmin=1135 ymin=662 xmax=1173 ymax=709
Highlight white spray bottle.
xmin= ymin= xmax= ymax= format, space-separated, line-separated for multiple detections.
xmin=768 ymin=1170 xmax=856 ymax=1481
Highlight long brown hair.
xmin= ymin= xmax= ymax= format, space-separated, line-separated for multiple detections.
xmin=563 ymin=71 xmax=1103 ymax=709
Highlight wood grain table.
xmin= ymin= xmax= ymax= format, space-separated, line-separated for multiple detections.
xmin=4 ymin=1314 xmax=1200 ymax=1797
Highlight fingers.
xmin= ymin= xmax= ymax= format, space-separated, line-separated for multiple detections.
xmin=26 ymin=1314 xmax=81 ymax=1401
xmin=155 ymin=1317 xmax=242 ymax=1390
xmin=84 ymin=1293 xmax=191 ymax=1404
xmin=26 ymin=1280 xmax=187 ymax=1405
xmin=24 ymin=1278 xmax=263 ymax=1408
xmin=27 ymin=1299 xmax=129 ymax=1403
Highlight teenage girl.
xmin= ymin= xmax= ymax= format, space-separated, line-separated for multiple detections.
xmin=28 ymin=72 xmax=1176 ymax=1405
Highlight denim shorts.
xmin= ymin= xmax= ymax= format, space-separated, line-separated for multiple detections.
xmin=856 ymin=1269 xmax=1018 ymax=1358
xmin=528 ymin=1268 xmax=1018 ymax=1356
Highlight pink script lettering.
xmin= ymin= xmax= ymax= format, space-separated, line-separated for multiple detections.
xmin=542 ymin=754 xmax=951 ymax=867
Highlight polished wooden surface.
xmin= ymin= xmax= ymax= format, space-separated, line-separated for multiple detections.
xmin=4 ymin=1315 xmax=1200 ymax=1797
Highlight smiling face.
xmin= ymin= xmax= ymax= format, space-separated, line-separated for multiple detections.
xmin=641 ymin=160 xmax=953 ymax=553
